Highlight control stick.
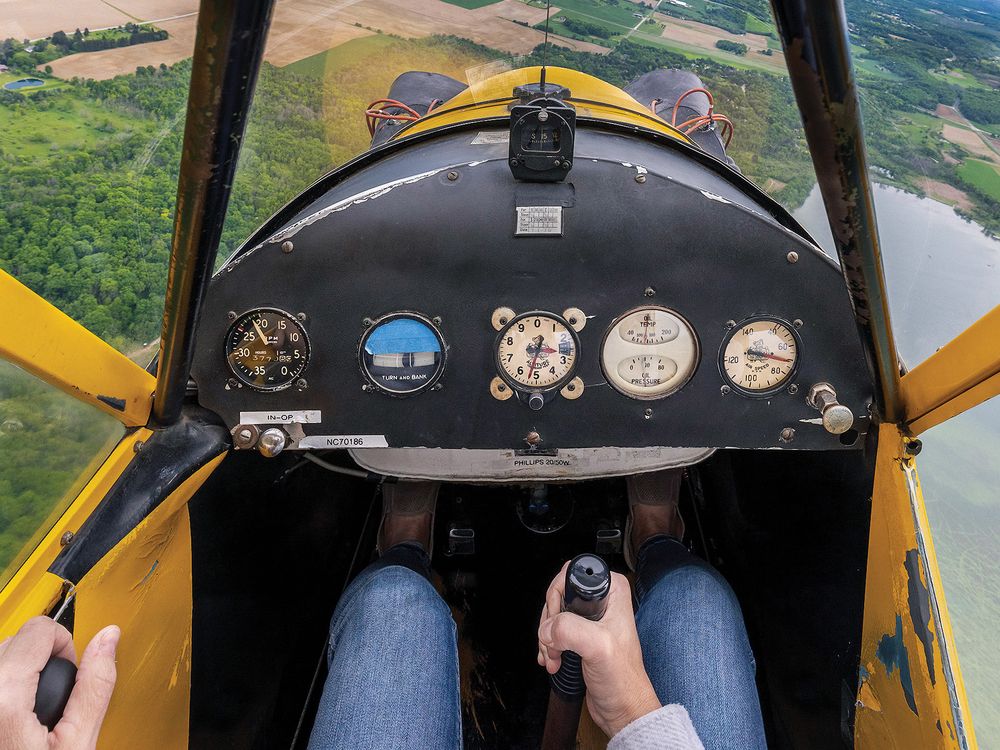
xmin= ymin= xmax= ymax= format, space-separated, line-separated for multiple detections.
xmin=34 ymin=656 xmax=77 ymax=730
xmin=541 ymin=553 xmax=611 ymax=750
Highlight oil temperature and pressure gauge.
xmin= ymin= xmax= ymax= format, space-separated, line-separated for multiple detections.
xmin=225 ymin=308 xmax=310 ymax=391
xmin=601 ymin=307 xmax=699 ymax=399
xmin=719 ymin=317 xmax=800 ymax=396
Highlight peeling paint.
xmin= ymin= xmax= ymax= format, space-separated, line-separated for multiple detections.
xmin=699 ymin=189 xmax=732 ymax=204
xmin=904 ymin=548 xmax=936 ymax=685
xmin=876 ymin=614 xmax=918 ymax=715
xmin=97 ymin=394 xmax=127 ymax=411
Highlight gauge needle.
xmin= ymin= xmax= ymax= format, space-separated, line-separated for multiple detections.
xmin=253 ymin=320 xmax=269 ymax=344
xmin=746 ymin=348 xmax=792 ymax=363
xmin=527 ymin=336 xmax=544 ymax=378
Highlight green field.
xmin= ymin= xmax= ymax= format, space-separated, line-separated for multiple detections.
xmin=744 ymin=13 xmax=775 ymax=35
xmin=0 ymin=94 xmax=153 ymax=159
xmin=283 ymin=35 xmax=400 ymax=77
xmin=543 ymin=0 xmax=643 ymax=29
xmin=959 ymin=159 xmax=1000 ymax=202
xmin=628 ymin=31 xmax=784 ymax=74
xmin=439 ymin=0 xmax=503 ymax=7
xmin=929 ymin=67 xmax=989 ymax=89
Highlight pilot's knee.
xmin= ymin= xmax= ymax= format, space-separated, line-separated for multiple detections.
xmin=338 ymin=565 xmax=451 ymax=635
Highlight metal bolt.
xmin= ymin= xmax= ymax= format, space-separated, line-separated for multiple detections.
xmin=786 ymin=251 xmax=799 ymax=264
xmin=133 ymin=439 xmax=144 ymax=453
xmin=644 ymin=408 xmax=653 ymax=419
xmin=635 ymin=174 xmax=646 ymax=184
xmin=227 ymin=378 xmax=239 ymax=388
xmin=238 ymin=428 xmax=253 ymax=442
xmin=720 ymin=385 xmax=731 ymax=395
xmin=725 ymin=319 xmax=736 ymax=329
xmin=905 ymin=439 xmax=922 ymax=456
xmin=537 ymin=109 xmax=549 ymax=122
xmin=643 ymin=286 xmax=655 ymax=297
xmin=787 ymin=383 xmax=799 ymax=395
xmin=568 ymin=316 xmax=577 ymax=325
xmin=561 ymin=160 xmax=571 ymax=170
xmin=780 ymin=427 xmax=796 ymax=443
xmin=525 ymin=431 xmax=541 ymax=446
xmin=295 ymin=378 xmax=308 ymax=390
xmin=432 ymin=383 xmax=443 ymax=391
xmin=447 ymin=171 xmax=459 ymax=181
xmin=297 ymin=312 xmax=307 ymax=322
xmin=362 ymin=317 xmax=374 ymax=328
xmin=432 ymin=316 xmax=442 ymax=326
xmin=362 ymin=384 xmax=372 ymax=392
xmin=227 ymin=311 xmax=237 ymax=321
xmin=499 ymin=317 xmax=508 ymax=325
xmin=793 ymin=319 xmax=803 ymax=328
xmin=281 ymin=241 xmax=294 ymax=254
xmin=498 ymin=384 xmax=506 ymax=392
xmin=60 ymin=531 xmax=74 ymax=547
xmin=510 ymin=158 xmax=519 ymax=167
xmin=567 ymin=383 xmax=576 ymax=392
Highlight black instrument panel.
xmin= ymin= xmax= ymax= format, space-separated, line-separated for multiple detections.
xmin=191 ymin=126 xmax=872 ymax=451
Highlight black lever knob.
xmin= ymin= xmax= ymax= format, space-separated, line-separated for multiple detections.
xmin=541 ymin=554 xmax=611 ymax=750
xmin=550 ymin=554 xmax=611 ymax=699
xmin=34 ymin=656 xmax=77 ymax=730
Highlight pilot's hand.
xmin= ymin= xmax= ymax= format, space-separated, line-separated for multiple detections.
xmin=0 ymin=616 xmax=119 ymax=750
xmin=537 ymin=563 xmax=661 ymax=738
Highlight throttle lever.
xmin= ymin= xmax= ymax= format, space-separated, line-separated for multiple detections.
xmin=541 ymin=553 xmax=611 ymax=750
xmin=34 ymin=656 xmax=77 ymax=730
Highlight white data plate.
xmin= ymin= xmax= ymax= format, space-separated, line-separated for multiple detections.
xmin=299 ymin=435 xmax=389 ymax=449
xmin=239 ymin=410 xmax=321 ymax=424
xmin=515 ymin=206 xmax=562 ymax=236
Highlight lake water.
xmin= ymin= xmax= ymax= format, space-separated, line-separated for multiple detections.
xmin=2 ymin=78 xmax=44 ymax=91
xmin=794 ymin=184 xmax=1000 ymax=745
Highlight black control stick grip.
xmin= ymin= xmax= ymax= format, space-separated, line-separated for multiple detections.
xmin=549 ymin=554 xmax=611 ymax=699
xmin=34 ymin=656 xmax=77 ymax=730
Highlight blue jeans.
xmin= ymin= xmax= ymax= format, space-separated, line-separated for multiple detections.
xmin=308 ymin=538 xmax=766 ymax=749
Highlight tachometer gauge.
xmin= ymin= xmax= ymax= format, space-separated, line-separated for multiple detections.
xmin=360 ymin=313 xmax=446 ymax=396
xmin=496 ymin=312 xmax=579 ymax=391
xmin=601 ymin=307 xmax=698 ymax=399
xmin=720 ymin=317 xmax=800 ymax=396
xmin=225 ymin=308 xmax=309 ymax=391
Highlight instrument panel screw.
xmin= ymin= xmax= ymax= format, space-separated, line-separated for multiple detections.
xmin=498 ymin=383 xmax=507 ymax=392
xmin=720 ymin=385 xmax=731 ymax=395
xmin=499 ymin=317 xmax=508 ymax=325
xmin=60 ymin=531 xmax=74 ymax=547
xmin=447 ymin=171 xmax=459 ymax=181
xmin=568 ymin=316 xmax=577 ymax=325
xmin=525 ymin=431 xmax=541 ymax=446
xmin=644 ymin=408 xmax=653 ymax=419
xmin=561 ymin=160 xmax=571 ymax=170
xmin=362 ymin=384 xmax=372 ymax=392
xmin=780 ymin=427 xmax=795 ymax=443
xmin=227 ymin=310 xmax=237 ymax=321
xmin=432 ymin=383 xmax=443 ymax=391
xmin=567 ymin=383 xmax=576 ymax=392
xmin=510 ymin=158 xmax=519 ymax=167
xmin=297 ymin=312 xmax=307 ymax=322
xmin=787 ymin=383 xmax=799 ymax=395
xmin=432 ymin=316 xmax=442 ymax=326
xmin=133 ymin=440 xmax=144 ymax=453
xmin=905 ymin=439 xmax=923 ymax=456
xmin=725 ymin=320 xmax=736 ymax=329
xmin=793 ymin=319 xmax=803 ymax=328
xmin=643 ymin=287 xmax=655 ymax=297
xmin=281 ymin=241 xmax=294 ymax=254
xmin=362 ymin=317 xmax=374 ymax=328
xmin=786 ymin=250 xmax=799 ymax=264
xmin=227 ymin=378 xmax=239 ymax=388
xmin=635 ymin=174 xmax=646 ymax=183
xmin=295 ymin=378 xmax=308 ymax=390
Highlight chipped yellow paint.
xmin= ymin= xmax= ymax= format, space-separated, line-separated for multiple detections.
xmin=0 ymin=430 xmax=151 ymax=635
xmin=0 ymin=270 xmax=155 ymax=427
xmin=74 ymin=453 xmax=225 ymax=750
xmin=396 ymin=66 xmax=693 ymax=145
xmin=856 ymin=424 xmax=977 ymax=749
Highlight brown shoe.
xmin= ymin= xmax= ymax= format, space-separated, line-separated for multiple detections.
xmin=624 ymin=469 xmax=685 ymax=571
xmin=377 ymin=481 xmax=440 ymax=557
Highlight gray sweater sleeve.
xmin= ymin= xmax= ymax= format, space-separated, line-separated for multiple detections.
xmin=607 ymin=705 xmax=705 ymax=750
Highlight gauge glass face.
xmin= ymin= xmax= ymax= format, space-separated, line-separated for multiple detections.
xmin=601 ymin=307 xmax=698 ymax=399
xmin=721 ymin=318 xmax=799 ymax=394
xmin=360 ymin=314 xmax=445 ymax=395
xmin=225 ymin=308 xmax=309 ymax=391
xmin=497 ymin=313 xmax=578 ymax=390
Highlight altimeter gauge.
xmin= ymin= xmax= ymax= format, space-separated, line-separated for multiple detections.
xmin=495 ymin=312 xmax=579 ymax=393
xmin=719 ymin=317 xmax=800 ymax=396
xmin=225 ymin=308 xmax=309 ymax=391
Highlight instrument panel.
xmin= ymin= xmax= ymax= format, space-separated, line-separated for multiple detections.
xmin=191 ymin=126 xmax=873 ymax=462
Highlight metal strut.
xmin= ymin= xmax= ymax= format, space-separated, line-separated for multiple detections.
xmin=153 ymin=0 xmax=277 ymax=426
